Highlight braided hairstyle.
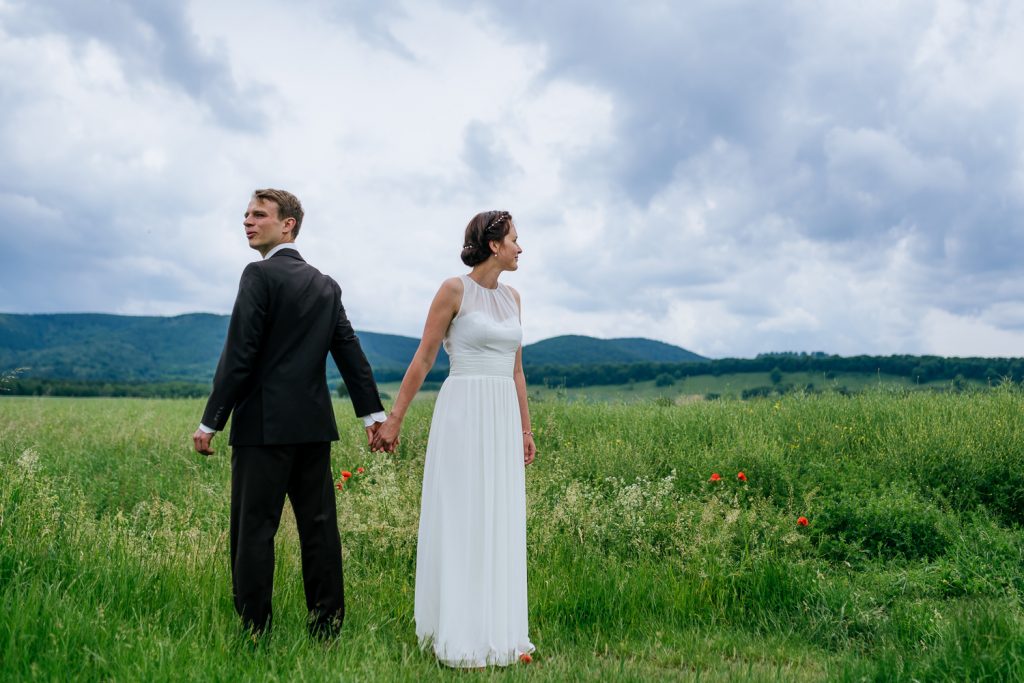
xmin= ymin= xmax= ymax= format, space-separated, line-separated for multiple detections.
xmin=461 ymin=210 xmax=513 ymax=266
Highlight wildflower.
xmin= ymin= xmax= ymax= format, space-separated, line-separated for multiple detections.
xmin=356 ymin=467 xmax=365 ymax=474
xmin=737 ymin=471 xmax=747 ymax=482
xmin=519 ymin=653 xmax=533 ymax=664
xmin=709 ymin=472 xmax=722 ymax=482
xmin=797 ymin=516 xmax=809 ymax=527
xmin=335 ymin=482 xmax=343 ymax=491
xmin=341 ymin=470 xmax=352 ymax=480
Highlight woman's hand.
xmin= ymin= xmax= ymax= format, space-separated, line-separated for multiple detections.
xmin=523 ymin=432 xmax=536 ymax=466
xmin=372 ymin=416 xmax=402 ymax=453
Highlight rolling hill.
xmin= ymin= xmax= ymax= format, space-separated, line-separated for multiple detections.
xmin=0 ymin=313 xmax=705 ymax=383
xmin=524 ymin=335 xmax=708 ymax=365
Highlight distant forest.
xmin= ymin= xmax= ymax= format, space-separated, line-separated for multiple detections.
xmin=2 ymin=313 xmax=1020 ymax=398
xmin=526 ymin=352 xmax=1024 ymax=389
xmin=3 ymin=352 xmax=1020 ymax=398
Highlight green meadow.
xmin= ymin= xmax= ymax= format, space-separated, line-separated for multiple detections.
xmin=2 ymin=388 xmax=1023 ymax=681
xmin=382 ymin=371 xmax=980 ymax=406
xmin=522 ymin=372 xmax=981 ymax=403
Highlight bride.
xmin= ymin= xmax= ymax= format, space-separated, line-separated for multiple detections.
xmin=372 ymin=210 xmax=536 ymax=667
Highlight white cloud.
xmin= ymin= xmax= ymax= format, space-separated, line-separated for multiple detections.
xmin=824 ymin=127 xmax=967 ymax=197
xmin=921 ymin=308 xmax=1024 ymax=357
xmin=2 ymin=0 xmax=1023 ymax=357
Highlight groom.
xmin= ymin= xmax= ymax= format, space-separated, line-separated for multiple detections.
xmin=193 ymin=188 xmax=385 ymax=639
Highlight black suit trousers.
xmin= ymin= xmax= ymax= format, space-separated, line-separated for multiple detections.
xmin=230 ymin=443 xmax=344 ymax=636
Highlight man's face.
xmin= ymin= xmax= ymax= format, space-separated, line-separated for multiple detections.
xmin=243 ymin=198 xmax=293 ymax=255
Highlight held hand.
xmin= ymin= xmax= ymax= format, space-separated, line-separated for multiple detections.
xmin=193 ymin=429 xmax=215 ymax=456
xmin=523 ymin=433 xmax=536 ymax=466
xmin=365 ymin=422 xmax=380 ymax=450
xmin=372 ymin=417 xmax=402 ymax=453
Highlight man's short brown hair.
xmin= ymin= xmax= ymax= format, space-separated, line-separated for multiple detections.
xmin=252 ymin=188 xmax=305 ymax=237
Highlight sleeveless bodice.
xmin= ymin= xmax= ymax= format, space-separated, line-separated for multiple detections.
xmin=443 ymin=275 xmax=522 ymax=377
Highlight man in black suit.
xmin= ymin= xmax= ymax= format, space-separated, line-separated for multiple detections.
xmin=193 ymin=188 xmax=384 ymax=639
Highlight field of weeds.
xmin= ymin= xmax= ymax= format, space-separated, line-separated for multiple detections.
xmin=2 ymin=388 xmax=1023 ymax=681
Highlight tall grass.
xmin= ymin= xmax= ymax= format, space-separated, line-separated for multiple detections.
xmin=2 ymin=387 xmax=1023 ymax=681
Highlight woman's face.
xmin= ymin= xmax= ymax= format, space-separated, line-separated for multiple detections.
xmin=491 ymin=224 xmax=522 ymax=271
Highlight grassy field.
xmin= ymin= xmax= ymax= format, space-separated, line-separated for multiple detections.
xmin=2 ymin=388 xmax=1023 ymax=681
xmin=377 ymin=372 xmax=937 ymax=406
xmin=518 ymin=372 xmax=985 ymax=403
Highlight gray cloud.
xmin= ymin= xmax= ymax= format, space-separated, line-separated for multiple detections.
xmin=3 ymin=0 xmax=266 ymax=130
xmin=461 ymin=120 xmax=520 ymax=189
xmin=2 ymin=0 xmax=1023 ymax=357
xmin=307 ymin=0 xmax=418 ymax=59
xmin=443 ymin=0 xmax=1024 ymax=353
xmin=463 ymin=1 xmax=1023 ymax=235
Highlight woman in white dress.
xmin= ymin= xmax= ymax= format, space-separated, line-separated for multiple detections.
xmin=372 ymin=210 xmax=536 ymax=667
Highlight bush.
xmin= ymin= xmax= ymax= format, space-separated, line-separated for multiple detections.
xmin=742 ymin=386 xmax=775 ymax=399
xmin=654 ymin=373 xmax=675 ymax=387
xmin=815 ymin=485 xmax=953 ymax=561
xmin=0 ymin=368 xmax=18 ymax=392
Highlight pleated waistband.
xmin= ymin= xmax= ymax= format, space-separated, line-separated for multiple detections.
xmin=448 ymin=355 xmax=515 ymax=377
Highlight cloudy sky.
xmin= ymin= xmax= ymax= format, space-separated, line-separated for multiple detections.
xmin=2 ymin=0 xmax=1023 ymax=358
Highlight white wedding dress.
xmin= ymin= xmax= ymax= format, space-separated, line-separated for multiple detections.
xmin=414 ymin=274 xmax=535 ymax=667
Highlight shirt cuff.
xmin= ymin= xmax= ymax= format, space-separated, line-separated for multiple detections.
xmin=198 ymin=423 xmax=216 ymax=434
xmin=360 ymin=411 xmax=387 ymax=428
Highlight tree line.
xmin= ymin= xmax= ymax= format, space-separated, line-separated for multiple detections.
xmin=526 ymin=353 xmax=1024 ymax=389
xmin=3 ymin=353 xmax=1022 ymax=397
xmin=1 ymin=378 xmax=210 ymax=398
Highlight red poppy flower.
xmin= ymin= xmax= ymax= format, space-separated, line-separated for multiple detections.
xmin=335 ymin=482 xmax=343 ymax=490
xmin=797 ymin=516 xmax=809 ymax=526
xmin=341 ymin=470 xmax=352 ymax=480
xmin=519 ymin=653 xmax=533 ymax=664
xmin=737 ymin=472 xmax=747 ymax=481
xmin=709 ymin=472 xmax=722 ymax=482
xmin=356 ymin=467 xmax=365 ymax=474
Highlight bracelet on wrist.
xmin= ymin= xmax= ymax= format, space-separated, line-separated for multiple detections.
xmin=523 ymin=430 xmax=534 ymax=437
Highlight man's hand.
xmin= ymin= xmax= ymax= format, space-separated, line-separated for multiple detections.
xmin=371 ymin=416 xmax=401 ymax=453
xmin=365 ymin=422 xmax=380 ymax=450
xmin=193 ymin=429 xmax=215 ymax=456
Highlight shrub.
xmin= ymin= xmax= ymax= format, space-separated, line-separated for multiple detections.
xmin=0 ymin=367 xmax=28 ymax=392
xmin=654 ymin=373 xmax=675 ymax=387
xmin=815 ymin=484 xmax=953 ymax=561
xmin=742 ymin=386 xmax=775 ymax=399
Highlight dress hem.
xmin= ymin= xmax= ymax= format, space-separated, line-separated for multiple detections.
xmin=417 ymin=632 xmax=535 ymax=668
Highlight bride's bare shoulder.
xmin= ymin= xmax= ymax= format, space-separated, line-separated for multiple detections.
xmin=438 ymin=276 xmax=464 ymax=296
xmin=433 ymin=277 xmax=464 ymax=310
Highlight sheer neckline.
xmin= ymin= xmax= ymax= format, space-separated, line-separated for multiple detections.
xmin=464 ymin=274 xmax=500 ymax=291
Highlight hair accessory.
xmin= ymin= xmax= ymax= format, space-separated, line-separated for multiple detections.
xmin=485 ymin=211 xmax=510 ymax=232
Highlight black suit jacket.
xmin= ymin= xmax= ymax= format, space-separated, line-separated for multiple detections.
xmin=202 ymin=248 xmax=383 ymax=446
